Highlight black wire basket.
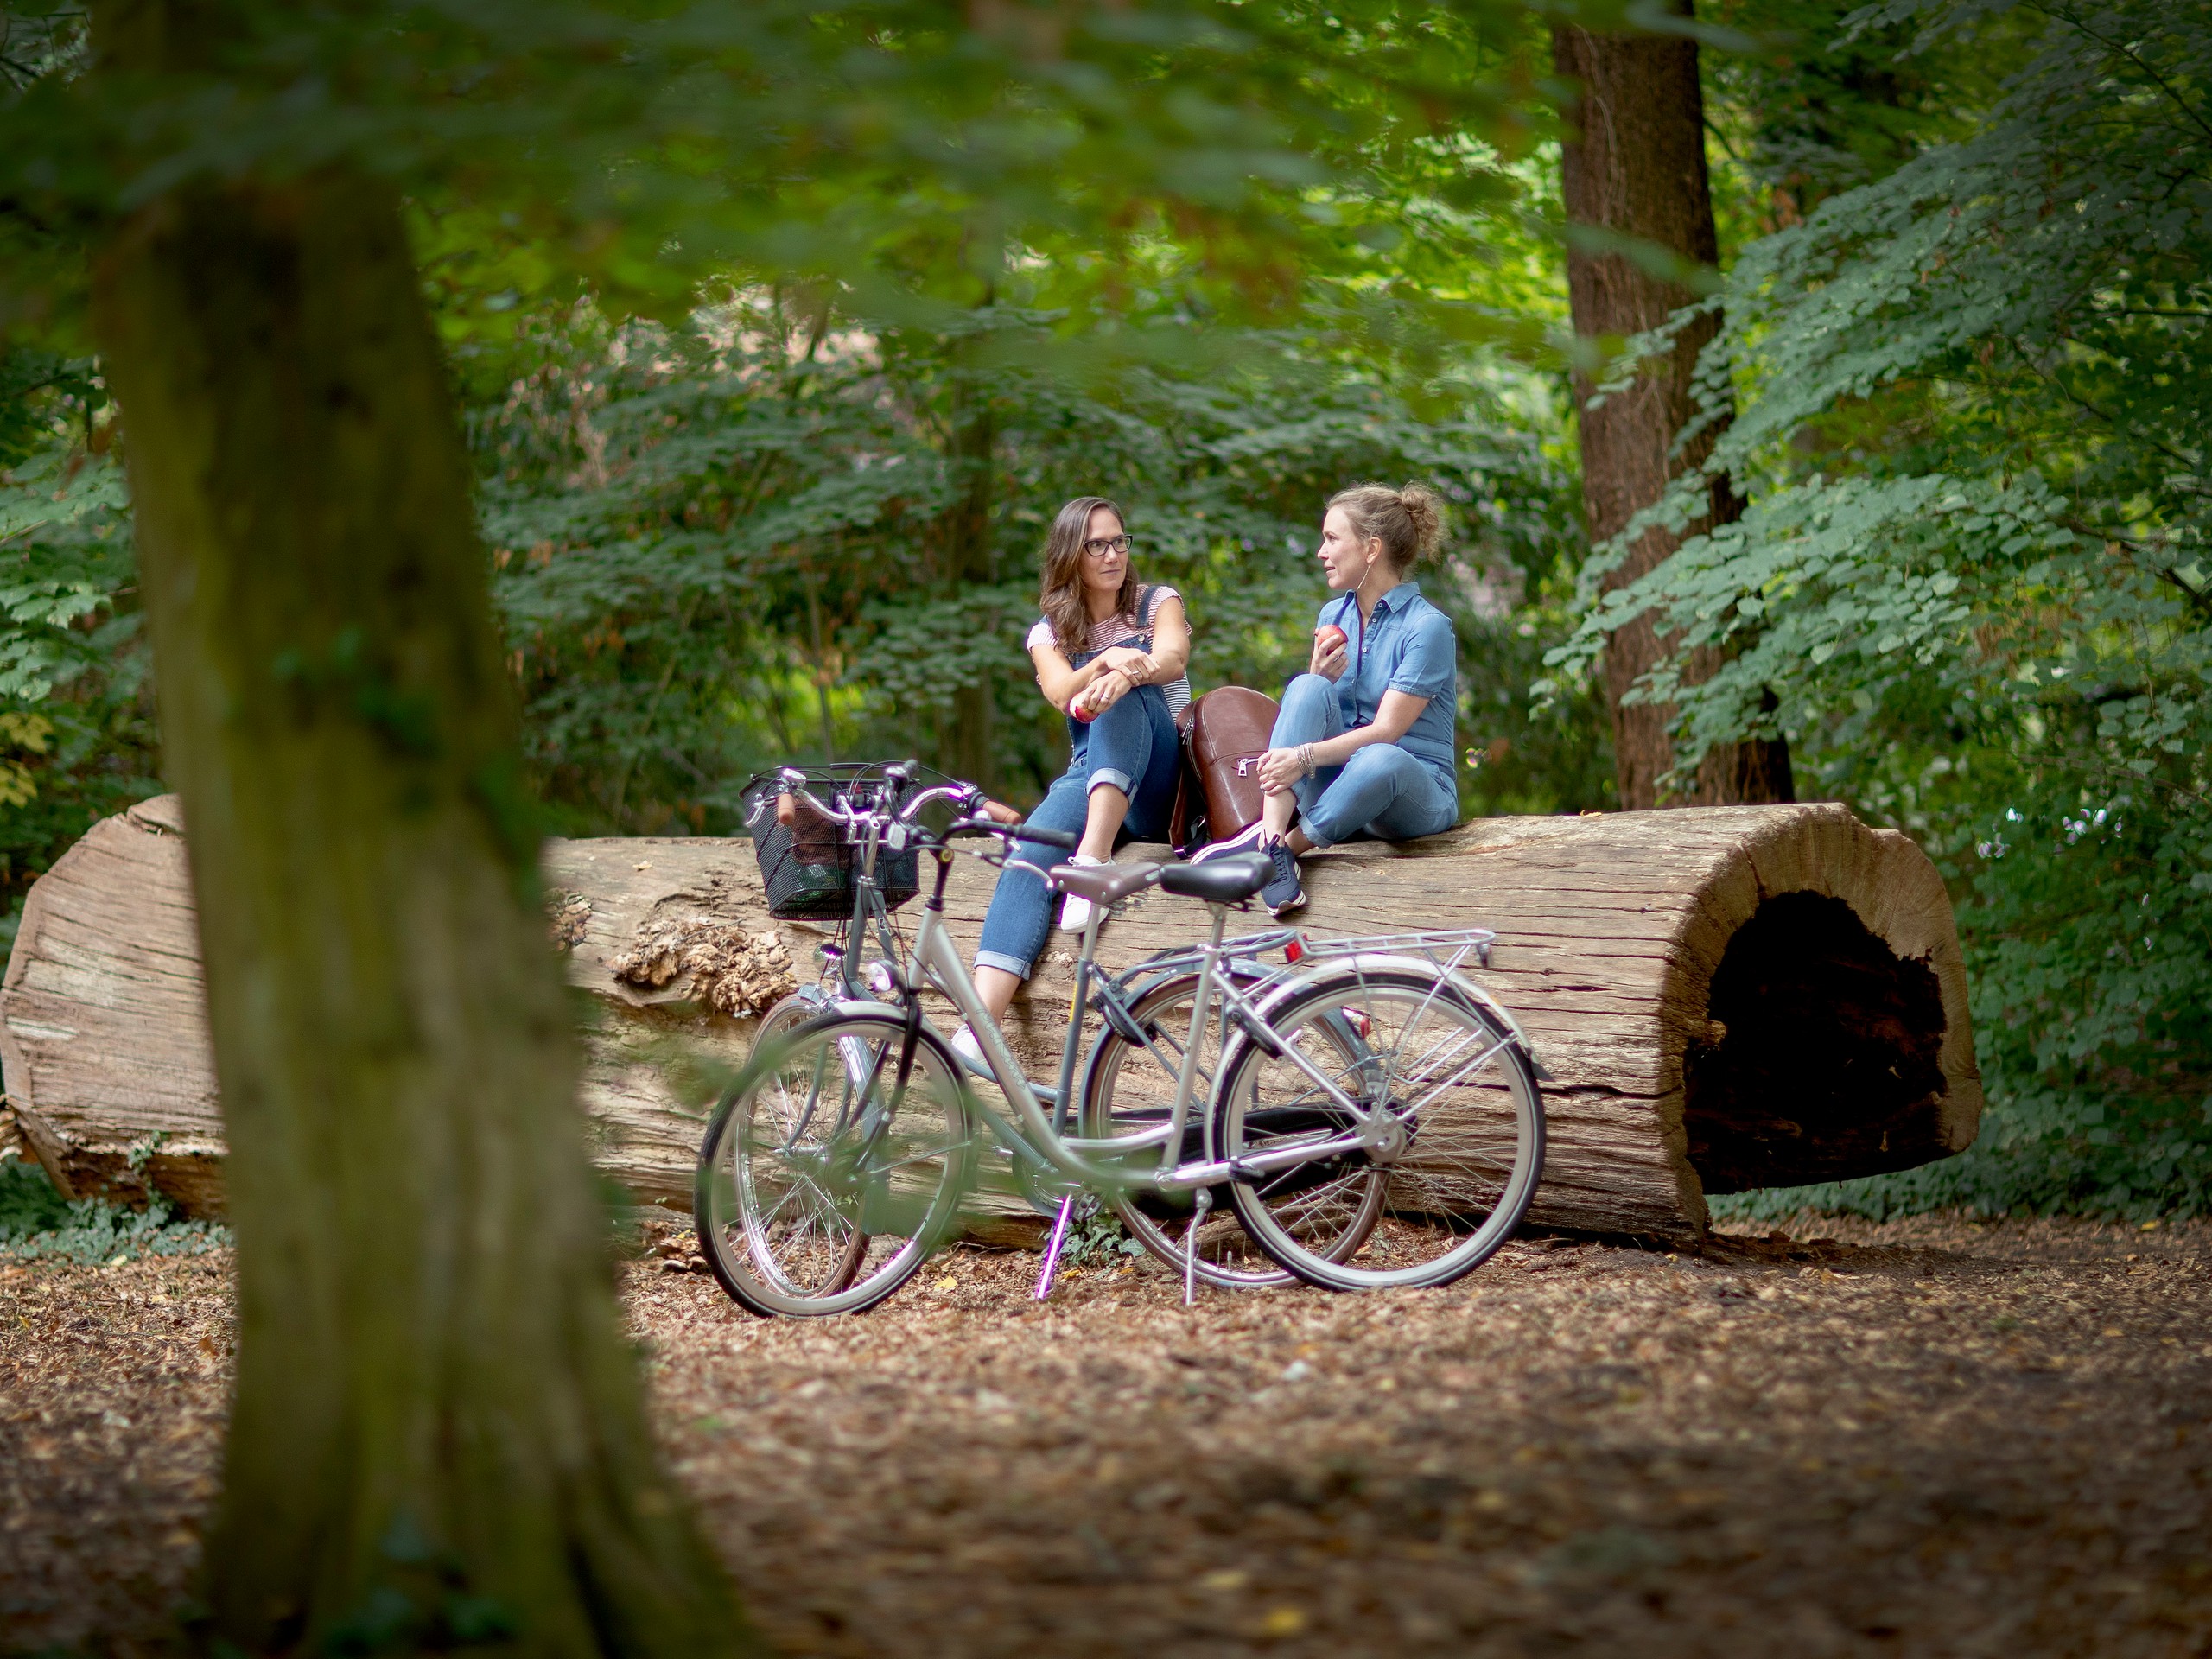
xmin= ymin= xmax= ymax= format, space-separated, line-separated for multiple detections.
xmin=739 ymin=764 xmax=925 ymax=920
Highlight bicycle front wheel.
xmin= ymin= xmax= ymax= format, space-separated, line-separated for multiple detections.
xmin=1217 ymin=969 xmax=1543 ymax=1292
xmin=696 ymin=1010 xmax=976 ymax=1317
xmin=750 ymin=987 xmax=835 ymax=1052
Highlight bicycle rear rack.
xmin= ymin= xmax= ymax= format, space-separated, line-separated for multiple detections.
xmin=1285 ymin=925 xmax=1497 ymax=973
xmin=1104 ymin=926 xmax=1497 ymax=1007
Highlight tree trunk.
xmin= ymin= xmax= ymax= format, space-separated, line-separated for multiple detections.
xmin=939 ymin=353 xmax=997 ymax=791
xmin=1551 ymin=15 xmax=1794 ymax=810
xmin=85 ymin=16 xmax=753 ymax=1649
xmin=8 ymin=797 xmax=1983 ymax=1247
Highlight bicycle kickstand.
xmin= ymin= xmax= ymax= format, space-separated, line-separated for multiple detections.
xmin=1183 ymin=1186 xmax=1213 ymax=1306
xmin=1034 ymin=1191 xmax=1077 ymax=1301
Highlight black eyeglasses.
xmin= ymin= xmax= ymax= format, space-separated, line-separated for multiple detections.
xmin=1082 ymin=534 xmax=1134 ymax=559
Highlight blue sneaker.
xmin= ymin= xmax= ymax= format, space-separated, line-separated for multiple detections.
xmin=1191 ymin=819 xmax=1269 ymax=864
xmin=1261 ymin=841 xmax=1306 ymax=918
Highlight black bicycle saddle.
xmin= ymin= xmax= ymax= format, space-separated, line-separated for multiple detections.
xmin=1156 ymin=850 xmax=1272 ymax=904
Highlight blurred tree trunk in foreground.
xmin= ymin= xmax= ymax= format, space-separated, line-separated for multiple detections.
xmin=1552 ymin=14 xmax=1794 ymax=810
xmin=87 ymin=10 xmax=753 ymax=1654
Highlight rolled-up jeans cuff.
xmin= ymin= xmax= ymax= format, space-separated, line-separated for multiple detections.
xmin=1290 ymin=773 xmax=1332 ymax=846
xmin=975 ymin=950 xmax=1033 ymax=980
xmin=1087 ymin=766 xmax=1134 ymax=798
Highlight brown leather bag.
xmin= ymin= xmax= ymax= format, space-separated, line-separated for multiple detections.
xmin=1182 ymin=685 xmax=1280 ymax=848
xmin=1167 ymin=700 xmax=1199 ymax=851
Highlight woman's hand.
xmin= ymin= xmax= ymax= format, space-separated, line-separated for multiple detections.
xmin=1256 ymin=745 xmax=1313 ymax=795
xmin=1077 ymin=665 xmax=1135 ymax=716
xmin=1092 ymin=645 xmax=1150 ymax=677
xmin=1308 ymin=629 xmax=1350 ymax=682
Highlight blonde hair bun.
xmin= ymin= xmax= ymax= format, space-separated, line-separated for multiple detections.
xmin=1327 ymin=480 xmax=1446 ymax=572
xmin=1396 ymin=483 xmax=1444 ymax=560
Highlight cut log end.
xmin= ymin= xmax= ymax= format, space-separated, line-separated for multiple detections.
xmin=1683 ymin=890 xmax=1956 ymax=1193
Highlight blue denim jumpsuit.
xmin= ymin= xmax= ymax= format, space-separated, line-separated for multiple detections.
xmin=974 ymin=612 xmax=1182 ymax=980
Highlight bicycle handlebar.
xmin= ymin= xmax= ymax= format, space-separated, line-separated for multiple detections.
xmin=763 ymin=763 xmax=1089 ymax=862
xmin=946 ymin=817 xmax=1077 ymax=850
xmin=767 ymin=767 xmax=1082 ymax=858
xmin=772 ymin=765 xmax=987 ymax=834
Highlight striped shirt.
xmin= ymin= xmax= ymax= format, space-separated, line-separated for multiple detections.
xmin=1026 ymin=584 xmax=1192 ymax=714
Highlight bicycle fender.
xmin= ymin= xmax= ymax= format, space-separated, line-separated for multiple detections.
xmin=1236 ymin=953 xmax=1550 ymax=1080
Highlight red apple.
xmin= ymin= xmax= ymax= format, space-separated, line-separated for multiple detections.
xmin=1315 ymin=624 xmax=1348 ymax=654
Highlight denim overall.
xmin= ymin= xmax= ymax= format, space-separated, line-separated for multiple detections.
xmin=974 ymin=593 xmax=1184 ymax=981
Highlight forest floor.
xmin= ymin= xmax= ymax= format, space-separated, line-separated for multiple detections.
xmin=4 ymin=1215 xmax=2210 ymax=1658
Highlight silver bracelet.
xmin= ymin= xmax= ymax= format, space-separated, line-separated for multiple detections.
xmin=1300 ymin=744 xmax=1317 ymax=779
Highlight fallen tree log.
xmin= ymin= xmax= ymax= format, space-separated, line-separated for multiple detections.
xmin=1 ymin=794 xmax=1980 ymax=1243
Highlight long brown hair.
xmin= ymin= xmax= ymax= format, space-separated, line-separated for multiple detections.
xmin=1038 ymin=496 xmax=1139 ymax=655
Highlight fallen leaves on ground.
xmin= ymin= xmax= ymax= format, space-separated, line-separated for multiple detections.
xmin=5 ymin=1217 xmax=2210 ymax=1657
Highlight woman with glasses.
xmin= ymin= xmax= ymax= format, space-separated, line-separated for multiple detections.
xmin=959 ymin=495 xmax=1192 ymax=1044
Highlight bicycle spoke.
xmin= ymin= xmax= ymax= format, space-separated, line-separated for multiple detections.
xmin=1396 ymin=1033 xmax=1512 ymax=1122
xmin=1222 ymin=971 xmax=1542 ymax=1292
xmin=1078 ymin=971 xmax=1306 ymax=1287
xmin=700 ymin=1012 xmax=974 ymax=1318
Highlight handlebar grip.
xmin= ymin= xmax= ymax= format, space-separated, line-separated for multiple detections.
xmin=946 ymin=817 xmax=1079 ymax=850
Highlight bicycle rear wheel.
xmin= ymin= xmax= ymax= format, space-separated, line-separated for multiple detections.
xmin=696 ymin=1010 xmax=976 ymax=1317
xmin=1078 ymin=969 xmax=1378 ymax=1287
xmin=1216 ymin=969 xmax=1542 ymax=1292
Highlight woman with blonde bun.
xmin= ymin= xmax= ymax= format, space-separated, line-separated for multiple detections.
xmin=1192 ymin=482 xmax=1458 ymax=917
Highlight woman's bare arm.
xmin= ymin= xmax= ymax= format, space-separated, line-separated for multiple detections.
xmin=1033 ymin=643 xmax=1146 ymax=713
xmin=1132 ymin=594 xmax=1190 ymax=684
xmin=1078 ymin=594 xmax=1191 ymax=715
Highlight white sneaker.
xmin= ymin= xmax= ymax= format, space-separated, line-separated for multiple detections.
xmin=950 ymin=1024 xmax=986 ymax=1071
xmin=1057 ymin=854 xmax=1110 ymax=932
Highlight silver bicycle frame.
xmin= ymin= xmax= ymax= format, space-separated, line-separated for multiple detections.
xmin=901 ymin=874 xmax=1411 ymax=1196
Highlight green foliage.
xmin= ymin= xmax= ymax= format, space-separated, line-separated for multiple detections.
xmin=0 ymin=354 xmax=160 ymax=951
xmin=1058 ymin=1208 xmax=1148 ymax=1267
xmin=0 ymin=0 xmax=1579 ymax=348
xmin=0 ymin=1149 xmax=230 ymax=1264
xmin=467 ymin=290 xmax=1605 ymax=829
xmin=1702 ymin=0 xmax=2016 ymax=239
xmin=1553 ymin=0 xmax=2212 ymax=1216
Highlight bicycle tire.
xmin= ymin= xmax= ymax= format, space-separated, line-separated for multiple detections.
xmin=752 ymin=988 xmax=834 ymax=1050
xmin=1077 ymin=969 xmax=1380 ymax=1288
xmin=1214 ymin=967 xmax=1543 ymax=1292
xmin=695 ymin=1009 xmax=976 ymax=1318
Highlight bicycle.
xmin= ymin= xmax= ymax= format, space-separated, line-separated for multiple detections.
xmin=694 ymin=766 xmax=1548 ymax=1316
xmin=739 ymin=762 xmax=1311 ymax=1288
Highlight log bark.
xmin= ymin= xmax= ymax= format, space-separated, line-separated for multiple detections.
xmin=83 ymin=45 xmax=750 ymax=1653
xmin=1552 ymin=14 xmax=1795 ymax=809
xmin=5 ymin=796 xmax=1981 ymax=1244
